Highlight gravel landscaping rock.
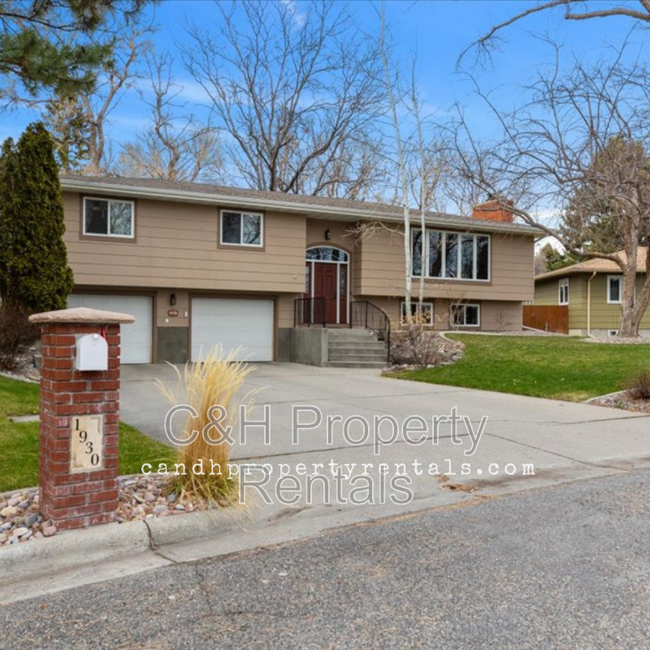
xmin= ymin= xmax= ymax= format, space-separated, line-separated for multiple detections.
xmin=583 ymin=336 xmax=650 ymax=345
xmin=0 ymin=475 xmax=213 ymax=548
xmin=0 ymin=346 xmax=40 ymax=382
xmin=485 ymin=329 xmax=567 ymax=337
xmin=587 ymin=390 xmax=650 ymax=413
xmin=386 ymin=333 xmax=464 ymax=372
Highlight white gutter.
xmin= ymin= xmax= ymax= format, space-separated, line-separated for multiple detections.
xmin=60 ymin=178 xmax=542 ymax=237
xmin=586 ymin=271 xmax=597 ymax=337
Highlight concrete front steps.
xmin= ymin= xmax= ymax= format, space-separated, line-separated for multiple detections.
xmin=327 ymin=329 xmax=388 ymax=369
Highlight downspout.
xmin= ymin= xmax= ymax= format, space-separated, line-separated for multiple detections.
xmin=587 ymin=271 xmax=597 ymax=337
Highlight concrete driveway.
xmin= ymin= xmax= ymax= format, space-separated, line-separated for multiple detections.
xmin=4 ymin=363 xmax=650 ymax=605
xmin=120 ymin=362 xmax=650 ymax=527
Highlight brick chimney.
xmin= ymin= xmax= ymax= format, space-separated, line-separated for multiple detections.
xmin=472 ymin=196 xmax=514 ymax=223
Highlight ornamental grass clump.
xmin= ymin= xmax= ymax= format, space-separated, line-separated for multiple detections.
xmin=157 ymin=346 xmax=256 ymax=506
xmin=622 ymin=369 xmax=650 ymax=401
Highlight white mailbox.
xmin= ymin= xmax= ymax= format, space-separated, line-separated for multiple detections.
xmin=75 ymin=334 xmax=109 ymax=371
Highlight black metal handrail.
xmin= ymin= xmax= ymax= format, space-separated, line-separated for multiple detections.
xmin=350 ymin=300 xmax=391 ymax=362
xmin=294 ymin=297 xmax=326 ymax=327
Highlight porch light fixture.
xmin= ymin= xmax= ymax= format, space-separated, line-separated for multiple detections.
xmin=325 ymin=228 xmax=332 ymax=241
xmin=170 ymin=292 xmax=177 ymax=306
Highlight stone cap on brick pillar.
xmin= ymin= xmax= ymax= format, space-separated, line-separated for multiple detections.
xmin=29 ymin=307 xmax=135 ymax=324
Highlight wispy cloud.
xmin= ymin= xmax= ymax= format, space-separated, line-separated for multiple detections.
xmin=280 ymin=0 xmax=307 ymax=27
xmin=171 ymin=78 xmax=213 ymax=104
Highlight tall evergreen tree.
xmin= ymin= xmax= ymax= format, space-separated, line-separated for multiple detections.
xmin=0 ymin=122 xmax=74 ymax=312
xmin=0 ymin=1 xmax=150 ymax=100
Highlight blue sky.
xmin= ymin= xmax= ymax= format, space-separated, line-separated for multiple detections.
xmin=1 ymin=0 xmax=645 ymax=165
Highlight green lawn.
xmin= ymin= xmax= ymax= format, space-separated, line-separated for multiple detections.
xmin=0 ymin=375 xmax=175 ymax=493
xmin=396 ymin=335 xmax=650 ymax=402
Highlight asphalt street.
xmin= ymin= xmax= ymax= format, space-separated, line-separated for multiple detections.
xmin=2 ymin=468 xmax=650 ymax=649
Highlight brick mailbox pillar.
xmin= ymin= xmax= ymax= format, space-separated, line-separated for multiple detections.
xmin=29 ymin=307 xmax=134 ymax=531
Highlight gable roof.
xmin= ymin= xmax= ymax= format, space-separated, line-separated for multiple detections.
xmin=60 ymin=174 xmax=542 ymax=236
xmin=536 ymin=248 xmax=648 ymax=281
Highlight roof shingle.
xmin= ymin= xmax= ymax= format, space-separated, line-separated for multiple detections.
xmin=60 ymin=174 xmax=542 ymax=236
xmin=536 ymin=248 xmax=648 ymax=280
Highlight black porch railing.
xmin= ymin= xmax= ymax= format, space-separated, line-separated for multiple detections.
xmin=350 ymin=300 xmax=391 ymax=362
xmin=294 ymin=297 xmax=326 ymax=327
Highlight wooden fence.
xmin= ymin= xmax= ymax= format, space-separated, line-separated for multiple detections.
xmin=523 ymin=305 xmax=569 ymax=334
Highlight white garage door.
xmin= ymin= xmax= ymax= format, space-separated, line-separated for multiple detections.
xmin=67 ymin=294 xmax=153 ymax=364
xmin=191 ymin=298 xmax=274 ymax=362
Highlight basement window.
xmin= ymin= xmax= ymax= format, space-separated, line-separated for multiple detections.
xmin=401 ymin=301 xmax=434 ymax=325
xmin=451 ymin=303 xmax=480 ymax=327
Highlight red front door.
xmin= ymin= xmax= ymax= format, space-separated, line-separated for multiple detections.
xmin=314 ymin=262 xmax=338 ymax=324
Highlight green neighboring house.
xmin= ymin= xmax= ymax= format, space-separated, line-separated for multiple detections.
xmin=534 ymin=248 xmax=649 ymax=337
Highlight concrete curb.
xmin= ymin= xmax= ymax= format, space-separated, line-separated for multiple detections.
xmin=145 ymin=509 xmax=246 ymax=548
xmin=584 ymin=389 xmax=629 ymax=405
xmin=0 ymin=508 xmax=247 ymax=585
xmin=0 ymin=519 xmax=149 ymax=579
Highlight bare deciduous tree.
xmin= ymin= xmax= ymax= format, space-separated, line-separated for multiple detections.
xmin=182 ymin=0 xmax=385 ymax=196
xmin=450 ymin=45 xmax=650 ymax=336
xmin=378 ymin=4 xmax=412 ymax=314
xmin=463 ymin=0 xmax=650 ymax=61
xmin=119 ymin=55 xmax=222 ymax=183
xmin=408 ymin=66 xmax=447 ymax=310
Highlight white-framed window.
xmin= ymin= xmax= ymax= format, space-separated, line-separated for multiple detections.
xmin=451 ymin=303 xmax=480 ymax=327
xmin=83 ymin=197 xmax=134 ymax=238
xmin=608 ymin=330 xmax=619 ymax=337
xmin=220 ymin=210 xmax=263 ymax=247
xmin=400 ymin=301 xmax=434 ymax=325
xmin=411 ymin=229 xmax=490 ymax=282
xmin=558 ymin=278 xmax=569 ymax=305
xmin=607 ymin=275 xmax=623 ymax=304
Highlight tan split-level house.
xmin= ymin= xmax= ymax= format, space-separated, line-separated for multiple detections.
xmin=59 ymin=175 xmax=539 ymax=365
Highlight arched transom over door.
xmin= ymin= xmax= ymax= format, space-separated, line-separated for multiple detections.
xmin=305 ymin=246 xmax=350 ymax=325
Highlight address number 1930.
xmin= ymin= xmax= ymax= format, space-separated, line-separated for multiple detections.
xmin=70 ymin=414 xmax=104 ymax=473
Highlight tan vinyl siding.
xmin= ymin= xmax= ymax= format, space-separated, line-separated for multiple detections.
xmin=306 ymin=219 xmax=356 ymax=252
xmin=356 ymin=228 xmax=535 ymax=302
xmin=277 ymin=293 xmax=297 ymax=328
xmin=64 ymin=192 xmax=306 ymax=293
xmin=368 ymin=296 xmax=522 ymax=332
xmin=156 ymin=288 xmax=189 ymax=328
xmin=65 ymin=191 xmax=536 ymax=332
